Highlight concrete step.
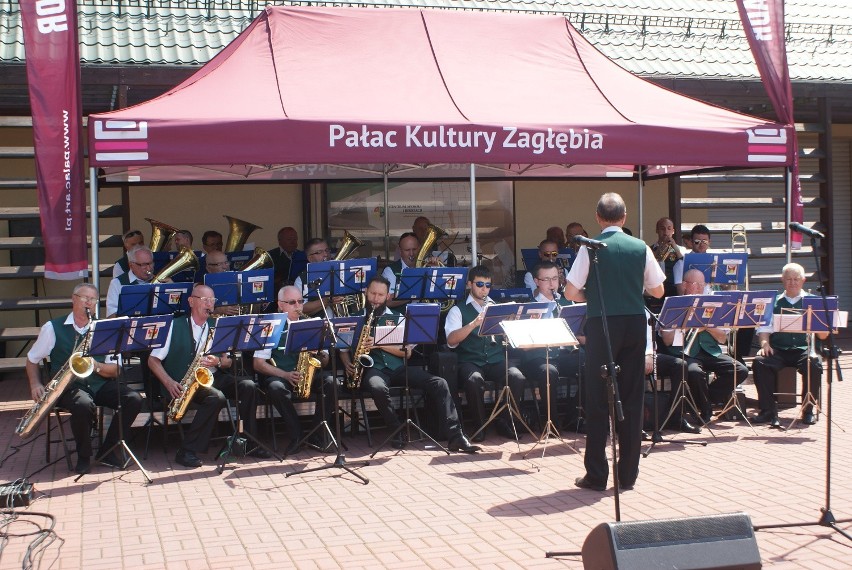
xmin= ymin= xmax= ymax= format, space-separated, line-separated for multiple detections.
xmin=0 ymin=327 xmax=41 ymax=341
xmin=0 ymin=204 xmax=123 ymax=220
xmin=0 ymin=297 xmax=77 ymax=311
xmin=0 ymin=264 xmax=112 ymax=280
xmin=0 ymin=235 xmax=123 ymax=250
xmin=681 ymin=197 xmax=825 ymax=209
xmin=680 ymin=221 xmax=820 ymax=234
xmin=0 ymin=357 xmax=28 ymax=375
xmin=0 ymin=179 xmax=38 ymax=190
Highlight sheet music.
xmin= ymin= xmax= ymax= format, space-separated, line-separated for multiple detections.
xmin=374 ymin=324 xmax=405 ymax=345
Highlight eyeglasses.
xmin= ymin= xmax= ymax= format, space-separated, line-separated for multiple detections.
xmin=74 ymin=293 xmax=98 ymax=304
xmin=207 ymin=262 xmax=229 ymax=267
xmin=308 ymin=248 xmax=330 ymax=256
xmin=123 ymin=230 xmax=142 ymax=240
xmin=535 ymin=276 xmax=560 ymax=282
xmin=472 ymin=281 xmax=492 ymax=288
xmin=279 ymin=299 xmax=305 ymax=305
xmin=191 ymin=296 xmax=217 ymax=303
xmin=693 ymin=239 xmax=710 ymax=245
xmin=131 ymin=261 xmax=154 ymax=267
xmin=541 ymin=252 xmax=559 ymax=257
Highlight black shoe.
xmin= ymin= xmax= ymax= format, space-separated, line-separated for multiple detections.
xmin=447 ymin=433 xmax=480 ymax=454
xmin=96 ymin=450 xmax=126 ymax=469
xmin=174 ymin=449 xmax=202 ymax=468
xmin=679 ymin=418 xmax=701 ymax=434
xmin=496 ymin=421 xmax=517 ymax=440
xmin=618 ymin=481 xmax=635 ymax=491
xmin=247 ymin=446 xmax=272 ymax=459
xmin=75 ymin=456 xmax=91 ymax=475
xmin=802 ymin=411 xmax=817 ymax=425
xmin=574 ymin=476 xmax=606 ymax=492
xmin=470 ymin=430 xmax=486 ymax=443
xmin=284 ymin=440 xmax=302 ymax=456
xmin=391 ymin=432 xmax=407 ymax=450
xmin=700 ymin=402 xmax=713 ymax=423
xmin=751 ymin=410 xmax=778 ymax=425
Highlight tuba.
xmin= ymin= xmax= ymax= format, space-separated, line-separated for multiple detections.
xmin=16 ymin=315 xmax=96 ymax=438
xmin=168 ymin=326 xmax=215 ymax=422
xmin=346 ymin=309 xmax=375 ymax=390
xmin=224 ymin=215 xmax=262 ymax=253
xmin=416 ymin=223 xmax=455 ymax=312
xmin=331 ymin=231 xmax=367 ymax=317
xmin=146 ymin=218 xmax=180 ymax=253
xmin=152 ymin=246 xmax=199 ymax=283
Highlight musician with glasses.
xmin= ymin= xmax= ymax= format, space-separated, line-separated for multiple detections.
xmin=295 ymin=238 xmax=333 ymax=317
xmin=149 ymin=284 xmax=269 ymax=468
xmin=106 ymin=245 xmax=155 ymax=318
xmin=25 ymin=283 xmax=143 ymax=474
xmin=112 ymin=229 xmax=145 ymax=279
xmin=253 ymin=286 xmax=336 ymax=454
xmin=523 ymin=240 xmax=568 ymax=294
xmin=445 ymin=265 xmax=527 ymax=441
xmin=201 ymin=231 xmax=224 ymax=254
xmin=383 ymin=232 xmax=421 ymax=308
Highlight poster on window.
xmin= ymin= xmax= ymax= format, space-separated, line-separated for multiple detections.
xmin=327 ymin=181 xmax=516 ymax=288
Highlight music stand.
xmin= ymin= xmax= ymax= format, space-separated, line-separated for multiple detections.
xmin=82 ymin=315 xmax=173 ymax=484
xmin=468 ymin=302 xmax=550 ymax=445
xmin=370 ymin=303 xmax=450 ymax=457
xmin=490 ymin=288 xmax=533 ymax=303
xmin=683 ymin=252 xmax=747 ymax=289
xmin=501 ymin=318 xmax=578 ymax=459
xmin=396 ymin=267 xmax=468 ymax=305
xmin=210 ymin=313 xmax=287 ymax=473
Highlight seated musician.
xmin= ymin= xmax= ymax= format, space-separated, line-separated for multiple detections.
xmin=148 ymin=284 xmax=270 ymax=468
xmin=412 ymin=216 xmax=454 ymax=266
xmin=382 ymin=232 xmax=420 ymax=308
xmin=520 ymin=262 xmax=584 ymax=428
xmin=566 ymin=222 xmax=587 ymax=253
xmin=546 ymin=226 xmax=567 ymax=250
xmin=751 ymin=263 xmax=828 ymax=427
xmin=201 ymin=230 xmax=223 ymax=255
xmin=253 ymin=286 xmax=335 ymax=454
xmin=268 ymin=227 xmax=307 ymax=291
xmin=112 ymin=229 xmax=145 ymax=279
xmin=200 ymin=251 xmax=240 ymax=316
xmin=171 ymin=229 xmax=193 ymax=252
xmin=339 ymin=275 xmax=479 ymax=453
xmin=523 ymin=240 xmax=568 ymax=294
xmin=445 ymin=265 xmax=527 ymax=441
xmin=106 ymin=245 xmax=154 ymax=318
xmin=676 ymin=269 xmax=748 ymax=412
xmin=25 ymin=283 xmax=143 ymax=474
xmin=294 ymin=238 xmax=332 ymax=317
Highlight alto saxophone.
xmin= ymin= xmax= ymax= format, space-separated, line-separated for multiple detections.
xmin=168 ymin=327 xmax=215 ymax=422
xmin=347 ymin=309 xmax=375 ymax=390
xmin=17 ymin=313 xmax=96 ymax=438
xmin=294 ymin=350 xmax=322 ymax=399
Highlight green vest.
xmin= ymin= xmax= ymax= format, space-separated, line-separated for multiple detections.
xmin=455 ymin=302 xmax=504 ymax=366
xmin=160 ymin=315 xmax=216 ymax=397
xmin=524 ymin=296 xmax=573 ymax=362
xmin=270 ymin=321 xmax=299 ymax=372
xmin=585 ymin=231 xmax=647 ymax=318
xmin=770 ymin=296 xmax=808 ymax=351
xmin=685 ymin=329 xmax=722 ymax=358
xmin=368 ymin=310 xmax=405 ymax=371
xmin=48 ymin=316 xmax=107 ymax=396
xmin=118 ymin=272 xmax=134 ymax=286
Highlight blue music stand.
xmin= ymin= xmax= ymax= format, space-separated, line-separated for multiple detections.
xmin=337 ymin=258 xmax=377 ymax=297
xmin=490 ymin=288 xmax=533 ymax=303
xmin=305 ymin=260 xmax=336 ymax=299
xmin=283 ymin=317 xmax=325 ymax=355
xmin=205 ymin=271 xmax=240 ymax=309
xmin=227 ymin=250 xmax=255 ymax=271
xmin=727 ymin=291 xmax=776 ymax=329
xmin=396 ymin=267 xmax=468 ymax=303
xmin=326 ymin=317 xmax=363 ymax=351
xmin=683 ymin=252 xmax=748 ymax=286
xmin=117 ymin=284 xmax=154 ymax=317
xmin=802 ymin=296 xmax=840 ymax=333
xmin=152 ymin=251 xmax=197 ymax=282
xmin=559 ymin=303 xmax=587 ymax=337
xmin=686 ymin=293 xmax=736 ymax=329
xmin=238 ymin=268 xmax=275 ymax=308
xmin=520 ymin=249 xmax=540 ymax=271
xmin=150 ymin=283 xmax=192 ymax=315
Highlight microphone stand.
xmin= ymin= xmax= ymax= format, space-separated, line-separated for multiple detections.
xmin=287 ymin=279 xmax=369 ymax=484
xmin=755 ymin=232 xmax=850 ymax=539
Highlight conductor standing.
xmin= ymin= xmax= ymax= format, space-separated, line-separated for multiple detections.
xmin=563 ymin=193 xmax=665 ymax=491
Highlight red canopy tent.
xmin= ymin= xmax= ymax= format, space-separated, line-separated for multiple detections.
xmin=86 ymin=6 xmax=794 ymax=266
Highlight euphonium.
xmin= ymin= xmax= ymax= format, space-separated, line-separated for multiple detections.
xmin=347 ymin=309 xmax=375 ymax=390
xmin=168 ymin=327 xmax=215 ymax=422
xmin=146 ymin=218 xmax=180 ymax=253
xmin=415 ymin=223 xmax=455 ymax=312
xmin=151 ymin=246 xmax=199 ymax=283
xmin=224 ymin=215 xmax=262 ymax=253
xmin=295 ymin=350 xmax=322 ymax=399
xmin=16 ymin=315 xmax=96 ymax=439
xmin=331 ymin=231 xmax=366 ymax=317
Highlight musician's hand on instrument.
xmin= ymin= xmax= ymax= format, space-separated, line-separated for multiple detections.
xmin=363 ymin=337 xmax=374 ymax=350
xmin=285 ymin=371 xmax=300 ymax=387
xmin=166 ymin=379 xmax=183 ymax=400
xmin=30 ymin=384 xmax=45 ymax=402
xmin=331 ymin=295 xmax=345 ymax=305
xmin=202 ymin=355 xmax=219 ymax=368
xmin=644 ymin=354 xmax=654 ymax=375
xmin=344 ymin=361 xmax=356 ymax=376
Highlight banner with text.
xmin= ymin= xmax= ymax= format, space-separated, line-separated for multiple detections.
xmin=736 ymin=0 xmax=803 ymax=249
xmin=21 ymin=0 xmax=89 ymax=279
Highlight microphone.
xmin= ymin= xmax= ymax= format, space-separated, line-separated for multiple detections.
xmin=789 ymin=222 xmax=825 ymax=240
xmin=574 ymin=235 xmax=608 ymax=250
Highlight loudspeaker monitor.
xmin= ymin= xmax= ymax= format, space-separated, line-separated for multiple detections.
xmin=582 ymin=512 xmax=761 ymax=569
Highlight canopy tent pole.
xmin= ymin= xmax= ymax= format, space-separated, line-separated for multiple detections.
xmin=469 ymin=164 xmax=477 ymax=265
xmin=785 ymin=166 xmax=792 ymax=264
xmin=637 ymin=167 xmax=644 ymax=241
xmin=383 ymin=166 xmax=390 ymax=261
xmin=89 ymin=166 xmax=100 ymax=318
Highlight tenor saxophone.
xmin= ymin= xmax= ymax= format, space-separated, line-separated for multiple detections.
xmin=294 ymin=350 xmax=322 ymax=399
xmin=16 ymin=314 xmax=96 ymax=438
xmin=347 ymin=309 xmax=375 ymax=390
xmin=167 ymin=327 xmax=215 ymax=421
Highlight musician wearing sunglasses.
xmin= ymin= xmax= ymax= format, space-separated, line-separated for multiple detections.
xmin=520 ymin=262 xmax=585 ymax=429
xmin=149 ymin=284 xmax=269 ymax=468
xmin=340 ymin=275 xmax=479 ymax=453
xmin=25 ymin=283 xmax=143 ymax=475
xmin=676 ymin=225 xmax=712 ymax=295
xmin=106 ymin=245 xmax=155 ymax=318
xmin=445 ymin=266 xmax=527 ymax=441
xmin=112 ymin=229 xmax=145 ymax=279
xmin=253 ymin=286 xmax=336 ymax=455
xmin=523 ymin=239 xmax=568 ymax=294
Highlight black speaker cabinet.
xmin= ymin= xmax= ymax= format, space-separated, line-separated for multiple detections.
xmin=582 ymin=512 xmax=761 ymax=570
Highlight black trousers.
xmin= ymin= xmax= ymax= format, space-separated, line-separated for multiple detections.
xmin=213 ymin=372 xmax=259 ymax=436
xmin=260 ymin=373 xmax=335 ymax=441
xmin=583 ymin=315 xmax=646 ymax=488
xmin=523 ymin=348 xmax=584 ymax=422
xmin=655 ymin=352 xmax=709 ymax=421
xmin=456 ymin=361 xmax=525 ymax=429
xmin=364 ymin=366 xmax=462 ymax=440
xmin=180 ymin=384 xmax=227 ymax=454
xmin=686 ymin=351 xmax=748 ymax=404
xmin=752 ymin=348 xmax=822 ymax=413
xmin=58 ymin=381 xmax=143 ymax=459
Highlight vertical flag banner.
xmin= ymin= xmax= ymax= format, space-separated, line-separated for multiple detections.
xmin=736 ymin=0 xmax=803 ymax=249
xmin=20 ymin=0 xmax=89 ymax=279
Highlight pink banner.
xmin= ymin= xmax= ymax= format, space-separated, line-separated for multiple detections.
xmin=736 ymin=0 xmax=803 ymax=249
xmin=21 ymin=0 xmax=89 ymax=279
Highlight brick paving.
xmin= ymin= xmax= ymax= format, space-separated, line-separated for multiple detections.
xmin=1 ymin=339 xmax=850 ymax=569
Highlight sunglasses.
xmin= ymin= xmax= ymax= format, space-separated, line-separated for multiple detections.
xmin=124 ymin=230 xmax=143 ymax=239
xmin=472 ymin=281 xmax=492 ymax=288
xmin=693 ymin=239 xmax=710 ymax=245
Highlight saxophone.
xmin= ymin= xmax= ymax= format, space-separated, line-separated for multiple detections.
xmin=294 ymin=351 xmax=322 ymax=399
xmin=167 ymin=326 xmax=215 ymax=422
xmin=17 ymin=314 xmax=96 ymax=438
xmin=346 ymin=309 xmax=375 ymax=390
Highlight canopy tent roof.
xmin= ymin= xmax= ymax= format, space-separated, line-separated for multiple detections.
xmin=88 ymin=6 xmax=794 ymax=183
